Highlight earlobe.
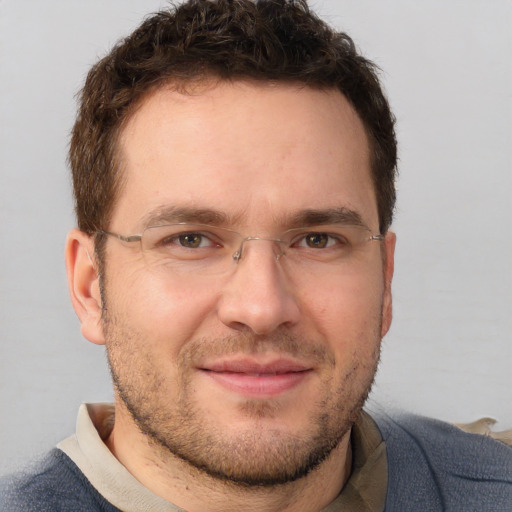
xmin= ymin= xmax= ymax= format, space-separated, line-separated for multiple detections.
xmin=380 ymin=231 xmax=396 ymax=338
xmin=65 ymin=229 xmax=105 ymax=345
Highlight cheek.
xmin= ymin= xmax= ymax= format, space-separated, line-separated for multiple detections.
xmin=108 ymin=265 xmax=222 ymax=349
xmin=299 ymin=271 xmax=384 ymax=380
xmin=302 ymin=270 xmax=384 ymax=334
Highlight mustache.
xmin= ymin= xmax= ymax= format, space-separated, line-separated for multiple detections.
xmin=177 ymin=330 xmax=335 ymax=368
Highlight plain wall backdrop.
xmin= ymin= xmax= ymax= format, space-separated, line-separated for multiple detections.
xmin=1 ymin=0 xmax=511 ymax=474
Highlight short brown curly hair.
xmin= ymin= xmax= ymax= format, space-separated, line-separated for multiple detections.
xmin=69 ymin=0 xmax=397 ymax=236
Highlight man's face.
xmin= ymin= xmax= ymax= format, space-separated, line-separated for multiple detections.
xmin=97 ymin=82 xmax=394 ymax=485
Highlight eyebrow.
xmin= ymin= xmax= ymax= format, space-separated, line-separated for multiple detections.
xmin=141 ymin=205 xmax=368 ymax=230
xmin=288 ymin=208 xmax=368 ymax=230
xmin=141 ymin=206 xmax=235 ymax=228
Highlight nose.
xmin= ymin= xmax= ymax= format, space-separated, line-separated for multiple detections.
xmin=217 ymin=239 xmax=301 ymax=335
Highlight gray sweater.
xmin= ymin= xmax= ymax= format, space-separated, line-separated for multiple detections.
xmin=1 ymin=413 xmax=511 ymax=511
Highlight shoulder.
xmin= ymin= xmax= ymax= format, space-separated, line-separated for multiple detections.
xmin=0 ymin=449 xmax=120 ymax=512
xmin=372 ymin=412 xmax=512 ymax=511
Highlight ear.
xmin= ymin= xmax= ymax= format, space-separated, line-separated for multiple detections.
xmin=65 ymin=229 xmax=105 ymax=345
xmin=380 ymin=231 xmax=396 ymax=338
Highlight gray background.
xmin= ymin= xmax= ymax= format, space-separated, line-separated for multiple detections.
xmin=1 ymin=0 xmax=511 ymax=474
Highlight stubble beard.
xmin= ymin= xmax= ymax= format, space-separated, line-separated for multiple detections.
xmin=103 ymin=307 xmax=381 ymax=488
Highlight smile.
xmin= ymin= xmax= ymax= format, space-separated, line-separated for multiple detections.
xmin=199 ymin=359 xmax=313 ymax=397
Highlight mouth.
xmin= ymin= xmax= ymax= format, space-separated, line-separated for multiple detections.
xmin=198 ymin=358 xmax=313 ymax=397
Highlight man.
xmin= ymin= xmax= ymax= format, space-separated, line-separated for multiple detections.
xmin=1 ymin=0 xmax=511 ymax=510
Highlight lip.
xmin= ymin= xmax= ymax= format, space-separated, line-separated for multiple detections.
xmin=199 ymin=358 xmax=313 ymax=397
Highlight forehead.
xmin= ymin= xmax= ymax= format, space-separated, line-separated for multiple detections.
xmin=114 ymin=81 xmax=377 ymax=231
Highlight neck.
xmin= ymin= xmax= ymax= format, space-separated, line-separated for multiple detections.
xmin=106 ymin=401 xmax=353 ymax=512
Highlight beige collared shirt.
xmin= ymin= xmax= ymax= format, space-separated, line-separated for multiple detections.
xmin=58 ymin=404 xmax=387 ymax=511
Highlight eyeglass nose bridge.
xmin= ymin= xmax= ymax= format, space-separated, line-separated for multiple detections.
xmin=232 ymin=236 xmax=286 ymax=263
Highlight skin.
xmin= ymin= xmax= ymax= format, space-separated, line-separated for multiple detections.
xmin=66 ymin=81 xmax=395 ymax=512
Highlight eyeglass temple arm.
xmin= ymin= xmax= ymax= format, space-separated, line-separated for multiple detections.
xmin=97 ymin=230 xmax=142 ymax=243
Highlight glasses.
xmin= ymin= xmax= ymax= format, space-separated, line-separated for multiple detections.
xmin=98 ymin=223 xmax=384 ymax=277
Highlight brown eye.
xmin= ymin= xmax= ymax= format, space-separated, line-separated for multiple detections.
xmin=304 ymin=233 xmax=329 ymax=249
xmin=178 ymin=234 xmax=204 ymax=248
